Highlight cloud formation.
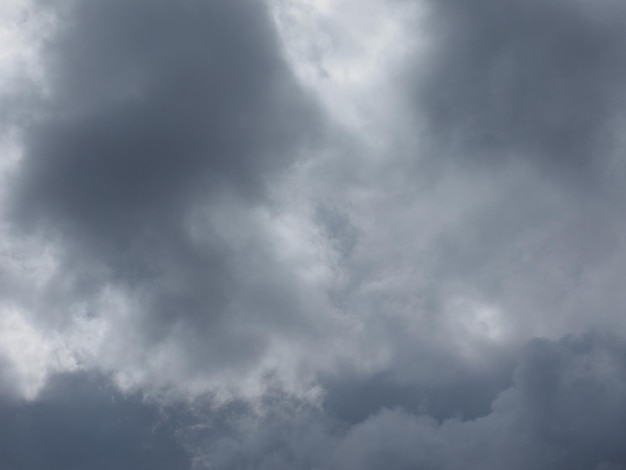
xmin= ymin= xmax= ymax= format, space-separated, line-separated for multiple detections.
xmin=1 ymin=0 xmax=626 ymax=468
xmin=182 ymin=333 xmax=626 ymax=470
xmin=0 ymin=372 xmax=190 ymax=470
xmin=3 ymin=0 xmax=338 ymax=398
xmin=413 ymin=0 xmax=626 ymax=180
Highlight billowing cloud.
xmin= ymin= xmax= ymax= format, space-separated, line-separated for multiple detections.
xmin=183 ymin=333 xmax=626 ymax=470
xmin=1 ymin=0 xmax=626 ymax=467
xmin=2 ymin=0 xmax=341 ymax=399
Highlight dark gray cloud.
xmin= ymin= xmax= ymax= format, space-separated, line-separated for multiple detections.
xmin=3 ymin=0 xmax=332 ymax=392
xmin=319 ymin=364 xmax=514 ymax=424
xmin=412 ymin=0 xmax=626 ymax=181
xmin=12 ymin=0 xmax=320 ymax=239
xmin=0 ymin=372 xmax=190 ymax=470
xmin=182 ymin=333 xmax=626 ymax=470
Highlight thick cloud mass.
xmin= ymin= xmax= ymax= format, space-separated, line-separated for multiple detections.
xmin=180 ymin=333 xmax=626 ymax=469
xmin=4 ymin=0 xmax=333 ymax=395
xmin=13 ymin=0 xmax=317 ymax=260
xmin=414 ymin=0 xmax=626 ymax=179
xmin=0 ymin=372 xmax=190 ymax=470
xmin=18 ymin=0 xmax=318 ymax=221
xmin=3 ymin=335 xmax=626 ymax=469
xmin=2 ymin=0 xmax=626 ymax=467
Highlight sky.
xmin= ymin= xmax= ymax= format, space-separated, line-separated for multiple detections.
xmin=1 ymin=0 xmax=626 ymax=468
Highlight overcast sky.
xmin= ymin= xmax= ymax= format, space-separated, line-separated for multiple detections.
xmin=2 ymin=0 xmax=626 ymax=468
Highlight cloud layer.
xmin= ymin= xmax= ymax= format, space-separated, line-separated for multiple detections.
xmin=0 ymin=372 xmax=190 ymax=470
xmin=1 ymin=0 xmax=626 ymax=468
xmin=178 ymin=333 xmax=626 ymax=470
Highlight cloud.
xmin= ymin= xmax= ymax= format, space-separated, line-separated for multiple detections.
xmin=2 ymin=0 xmax=341 ymax=399
xmin=0 ymin=371 xmax=191 ymax=470
xmin=411 ymin=0 xmax=626 ymax=181
xmin=2 ymin=0 xmax=626 ymax=467
xmin=302 ymin=0 xmax=626 ymax=386
xmin=184 ymin=333 xmax=626 ymax=470
xmin=4 ymin=335 xmax=624 ymax=470
xmin=15 ymin=0 xmax=320 ymax=224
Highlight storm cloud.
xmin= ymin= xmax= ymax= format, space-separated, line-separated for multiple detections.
xmin=3 ymin=0 xmax=335 ymax=397
xmin=413 ymin=0 xmax=626 ymax=181
xmin=175 ymin=333 xmax=626 ymax=470
xmin=1 ymin=0 xmax=626 ymax=468
xmin=0 ymin=372 xmax=190 ymax=470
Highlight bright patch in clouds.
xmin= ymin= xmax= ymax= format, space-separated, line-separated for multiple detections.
xmin=271 ymin=0 xmax=419 ymax=131
xmin=0 ymin=305 xmax=80 ymax=399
